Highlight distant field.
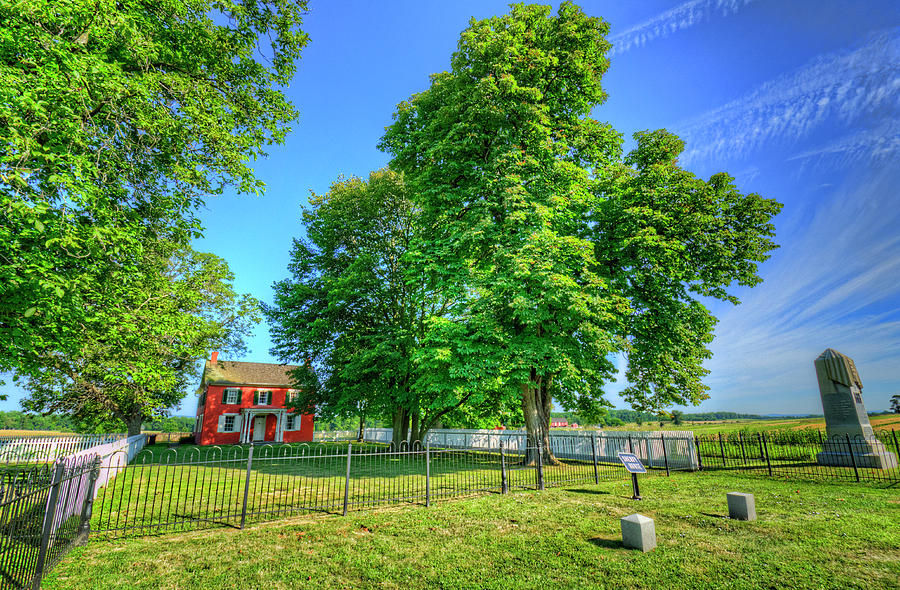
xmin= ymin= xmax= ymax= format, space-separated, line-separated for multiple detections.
xmin=0 ymin=429 xmax=74 ymax=437
xmin=596 ymin=413 xmax=900 ymax=435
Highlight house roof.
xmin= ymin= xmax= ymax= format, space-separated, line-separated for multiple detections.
xmin=200 ymin=359 xmax=301 ymax=388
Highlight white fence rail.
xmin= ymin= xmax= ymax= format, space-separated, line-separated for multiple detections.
xmin=0 ymin=434 xmax=125 ymax=463
xmin=357 ymin=427 xmax=699 ymax=470
xmin=66 ymin=434 xmax=148 ymax=495
xmin=313 ymin=430 xmax=358 ymax=442
xmin=49 ymin=433 xmax=150 ymax=539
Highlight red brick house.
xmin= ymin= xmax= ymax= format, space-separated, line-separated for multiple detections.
xmin=194 ymin=352 xmax=314 ymax=445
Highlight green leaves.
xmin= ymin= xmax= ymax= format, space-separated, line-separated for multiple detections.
xmin=1 ymin=0 xmax=307 ymax=375
xmin=380 ymin=4 xmax=782 ymax=425
xmin=18 ymin=244 xmax=260 ymax=433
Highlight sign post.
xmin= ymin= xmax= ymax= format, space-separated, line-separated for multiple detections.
xmin=617 ymin=452 xmax=647 ymax=500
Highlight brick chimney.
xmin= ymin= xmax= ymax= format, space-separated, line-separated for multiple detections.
xmin=211 ymin=351 xmax=219 ymax=364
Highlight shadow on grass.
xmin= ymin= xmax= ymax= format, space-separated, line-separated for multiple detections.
xmin=565 ymin=488 xmax=610 ymax=495
xmin=588 ymin=537 xmax=623 ymax=549
xmin=699 ymin=512 xmax=728 ymax=519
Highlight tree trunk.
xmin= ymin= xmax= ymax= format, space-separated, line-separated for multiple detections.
xmin=391 ymin=408 xmax=410 ymax=448
xmin=409 ymin=411 xmax=420 ymax=446
xmin=410 ymin=412 xmax=434 ymax=447
xmin=126 ymin=414 xmax=143 ymax=437
xmin=520 ymin=371 xmax=559 ymax=466
xmin=357 ymin=412 xmax=365 ymax=443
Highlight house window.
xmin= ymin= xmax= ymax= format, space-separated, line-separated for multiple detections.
xmin=286 ymin=389 xmax=298 ymax=404
xmin=223 ymin=388 xmax=241 ymax=404
xmin=286 ymin=414 xmax=296 ymax=430
xmin=256 ymin=390 xmax=272 ymax=405
xmin=224 ymin=415 xmax=236 ymax=432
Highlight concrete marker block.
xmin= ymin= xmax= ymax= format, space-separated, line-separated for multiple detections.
xmin=727 ymin=492 xmax=756 ymax=521
xmin=620 ymin=513 xmax=656 ymax=552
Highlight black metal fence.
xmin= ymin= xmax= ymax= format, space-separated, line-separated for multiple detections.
xmin=91 ymin=438 xmax=659 ymax=540
xmin=694 ymin=430 xmax=900 ymax=484
xmin=0 ymin=456 xmax=101 ymax=590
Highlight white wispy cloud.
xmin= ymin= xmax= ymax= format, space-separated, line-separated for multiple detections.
xmin=788 ymin=119 xmax=900 ymax=172
xmin=704 ymin=168 xmax=900 ymax=410
xmin=609 ymin=0 xmax=757 ymax=55
xmin=675 ymin=28 xmax=900 ymax=167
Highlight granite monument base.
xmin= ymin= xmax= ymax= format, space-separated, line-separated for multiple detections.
xmin=816 ymin=439 xmax=898 ymax=469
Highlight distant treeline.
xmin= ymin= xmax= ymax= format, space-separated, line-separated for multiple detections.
xmin=142 ymin=416 xmax=196 ymax=433
xmin=0 ymin=411 xmax=77 ymax=432
xmin=0 ymin=411 xmax=196 ymax=434
xmin=550 ymin=410 xmax=821 ymax=426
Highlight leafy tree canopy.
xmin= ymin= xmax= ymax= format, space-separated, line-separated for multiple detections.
xmin=18 ymin=244 xmax=260 ymax=435
xmin=380 ymin=2 xmax=782 ymax=461
xmin=0 ymin=0 xmax=308 ymax=378
xmin=266 ymin=169 xmax=500 ymax=445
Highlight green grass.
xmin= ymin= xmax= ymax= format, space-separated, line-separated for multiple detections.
xmin=45 ymin=471 xmax=900 ymax=589
xmin=89 ymin=442 xmax=610 ymax=538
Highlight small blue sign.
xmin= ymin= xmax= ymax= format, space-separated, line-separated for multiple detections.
xmin=617 ymin=452 xmax=647 ymax=474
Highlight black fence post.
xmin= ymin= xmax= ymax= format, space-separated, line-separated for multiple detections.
xmin=32 ymin=460 xmax=66 ymax=590
xmin=240 ymin=445 xmax=254 ymax=529
xmin=343 ymin=443 xmax=352 ymax=516
xmin=893 ymin=429 xmax=900 ymax=464
xmin=661 ymin=434 xmax=670 ymax=477
xmin=762 ymin=433 xmax=773 ymax=477
xmin=500 ymin=441 xmax=508 ymax=494
xmin=591 ymin=433 xmax=599 ymax=484
xmin=695 ymin=436 xmax=703 ymax=471
xmin=76 ymin=456 xmax=102 ymax=544
xmin=425 ymin=441 xmax=431 ymax=508
xmin=845 ymin=435 xmax=860 ymax=483
xmin=718 ymin=433 xmax=726 ymax=468
xmin=536 ymin=441 xmax=544 ymax=491
xmin=627 ymin=435 xmax=633 ymax=454
xmin=739 ymin=432 xmax=747 ymax=466
xmin=757 ymin=433 xmax=765 ymax=462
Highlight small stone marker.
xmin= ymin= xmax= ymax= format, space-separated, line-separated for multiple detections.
xmin=620 ymin=513 xmax=656 ymax=552
xmin=726 ymin=492 xmax=756 ymax=521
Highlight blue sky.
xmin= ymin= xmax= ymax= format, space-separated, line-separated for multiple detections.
xmin=3 ymin=0 xmax=898 ymax=417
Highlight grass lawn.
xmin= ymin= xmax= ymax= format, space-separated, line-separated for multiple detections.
xmin=45 ymin=471 xmax=899 ymax=590
xmin=89 ymin=442 xmax=613 ymax=539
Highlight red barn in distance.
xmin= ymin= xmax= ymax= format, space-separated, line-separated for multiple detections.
xmin=193 ymin=352 xmax=314 ymax=445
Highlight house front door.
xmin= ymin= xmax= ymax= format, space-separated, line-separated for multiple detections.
xmin=253 ymin=416 xmax=266 ymax=442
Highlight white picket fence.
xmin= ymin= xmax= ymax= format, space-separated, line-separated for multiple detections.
xmin=313 ymin=430 xmax=358 ymax=442
xmin=65 ymin=433 xmax=148 ymax=496
xmin=359 ymin=427 xmax=700 ymax=470
xmin=10 ymin=433 xmax=150 ymax=544
xmin=0 ymin=434 xmax=124 ymax=463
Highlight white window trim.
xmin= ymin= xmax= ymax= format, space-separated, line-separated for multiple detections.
xmin=217 ymin=413 xmax=242 ymax=433
xmin=256 ymin=390 xmax=272 ymax=405
xmin=286 ymin=414 xmax=297 ymax=431
xmin=224 ymin=388 xmax=241 ymax=405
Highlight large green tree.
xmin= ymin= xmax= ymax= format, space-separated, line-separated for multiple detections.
xmin=0 ymin=0 xmax=307 ymax=379
xmin=266 ymin=170 xmax=496 ymax=446
xmin=18 ymin=245 xmax=259 ymax=435
xmin=380 ymin=2 xmax=781 ymax=462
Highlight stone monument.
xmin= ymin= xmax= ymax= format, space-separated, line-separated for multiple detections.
xmin=814 ymin=348 xmax=897 ymax=469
